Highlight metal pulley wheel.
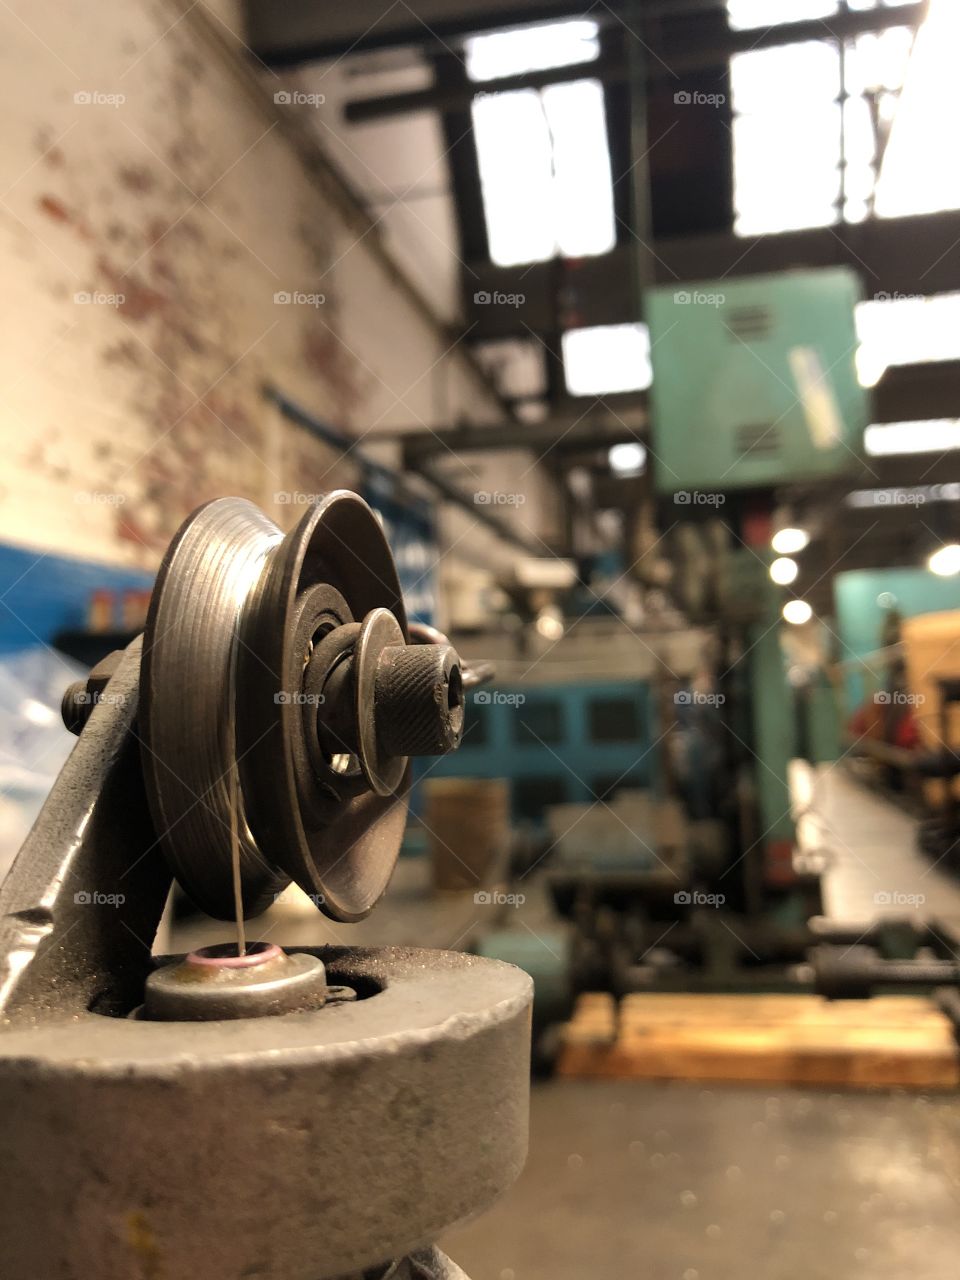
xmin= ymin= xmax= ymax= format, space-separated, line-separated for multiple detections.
xmin=141 ymin=492 xmax=466 ymax=923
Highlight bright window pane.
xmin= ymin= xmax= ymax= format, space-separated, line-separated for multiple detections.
xmin=728 ymin=0 xmax=838 ymax=30
xmin=562 ymin=324 xmax=652 ymax=397
xmin=856 ymin=292 xmax=960 ymax=385
xmin=731 ymin=42 xmax=842 ymax=234
xmin=465 ymin=20 xmax=599 ymax=82
xmin=542 ymin=81 xmax=616 ymax=259
xmin=865 ymin=420 xmax=960 ymax=456
xmin=472 ymin=79 xmax=615 ymax=266
xmin=875 ymin=0 xmax=960 ymax=217
xmin=472 ymin=90 xmax=555 ymax=264
xmin=731 ymin=40 xmax=841 ymax=114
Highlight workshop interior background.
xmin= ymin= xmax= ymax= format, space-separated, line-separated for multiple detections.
xmin=3 ymin=0 xmax=960 ymax=1277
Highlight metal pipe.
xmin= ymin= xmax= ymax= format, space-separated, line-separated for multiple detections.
xmin=264 ymin=384 xmax=548 ymax=557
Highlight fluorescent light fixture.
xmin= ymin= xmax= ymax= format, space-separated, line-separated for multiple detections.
xmin=771 ymin=527 xmax=810 ymax=555
xmin=865 ymin=420 xmax=960 ymax=457
xmin=562 ymin=324 xmax=652 ymax=397
xmin=465 ymin=20 xmax=599 ymax=82
xmin=782 ymin=599 xmax=813 ymax=625
xmin=609 ymin=442 xmax=647 ymax=477
xmin=770 ymin=557 xmax=799 ymax=586
xmin=928 ymin=543 xmax=960 ymax=576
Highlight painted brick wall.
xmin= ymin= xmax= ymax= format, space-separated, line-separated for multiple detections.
xmin=0 ymin=0 xmax=539 ymax=583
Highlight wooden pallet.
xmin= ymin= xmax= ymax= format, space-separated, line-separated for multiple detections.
xmin=557 ymin=992 xmax=960 ymax=1089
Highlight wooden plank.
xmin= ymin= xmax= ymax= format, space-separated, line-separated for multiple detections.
xmin=557 ymin=992 xmax=960 ymax=1089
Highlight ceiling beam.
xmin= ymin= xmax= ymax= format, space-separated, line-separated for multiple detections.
xmin=247 ymin=0 xmax=925 ymax=67
xmin=461 ymin=211 xmax=960 ymax=339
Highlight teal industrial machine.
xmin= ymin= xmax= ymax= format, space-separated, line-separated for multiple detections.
xmin=646 ymin=267 xmax=868 ymax=491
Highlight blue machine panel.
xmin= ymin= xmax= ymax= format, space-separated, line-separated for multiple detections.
xmin=425 ymin=679 xmax=655 ymax=825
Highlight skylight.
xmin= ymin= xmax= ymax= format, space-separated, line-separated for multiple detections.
xmin=731 ymin=40 xmax=843 ymax=235
xmin=865 ymin=420 xmax=960 ymax=456
xmin=727 ymin=0 xmax=913 ymax=31
xmin=467 ymin=21 xmax=615 ymax=267
xmin=562 ymin=324 xmax=652 ymax=398
xmin=730 ymin=21 xmax=915 ymax=235
xmin=855 ymin=291 xmax=960 ymax=386
xmin=465 ymin=20 xmax=599 ymax=81
xmin=727 ymin=0 xmax=839 ymax=30
xmin=875 ymin=0 xmax=960 ymax=217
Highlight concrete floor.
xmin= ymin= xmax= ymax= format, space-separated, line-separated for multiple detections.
xmin=802 ymin=763 xmax=960 ymax=931
xmin=443 ymin=1080 xmax=960 ymax=1280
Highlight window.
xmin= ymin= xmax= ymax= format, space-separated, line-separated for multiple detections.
xmin=727 ymin=0 xmax=839 ymax=29
xmin=562 ymin=324 xmax=652 ymax=397
xmin=732 ymin=40 xmax=843 ymax=235
xmin=465 ymin=19 xmax=599 ymax=81
xmin=466 ymin=22 xmax=616 ymax=266
xmin=730 ymin=20 xmax=915 ymax=234
xmin=727 ymin=0 xmax=913 ymax=31
xmin=588 ymin=697 xmax=641 ymax=744
xmin=864 ymin=420 xmax=960 ymax=457
xmin=513 ymin=699 xmax=564 ymax=746
xmin=855 ymin=291 xmax=960 ymax=387
xmin=875 ymin=0 xmax=960 ymax=217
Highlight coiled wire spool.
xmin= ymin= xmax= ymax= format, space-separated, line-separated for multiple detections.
xmin=140 ymin=492 xmax=410 ymax=923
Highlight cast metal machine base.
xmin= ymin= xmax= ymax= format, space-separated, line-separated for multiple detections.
xmin=0 ymin=495 xmax=531 ymax=1280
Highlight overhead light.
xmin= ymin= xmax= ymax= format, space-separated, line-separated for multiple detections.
xmin=928 ymin=543 xmax=960 ymax=576
xmin=782 ymin=599 xmax=813 ymax=625
xmin=609 ymin=442 xmax=647 ymax=477
xmin=771 ymin=527 xmax=809 ymax=555
xmin=535 ymin=605 xmax=564 ymax=640
xmin=864 ymin=419 xmax=960 ymax=457
xmin=770 ymin=557 xmax=799 ymax=585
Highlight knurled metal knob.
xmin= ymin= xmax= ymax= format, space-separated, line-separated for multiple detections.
xmin=374 ymin=642 xmax=464 ymax=757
